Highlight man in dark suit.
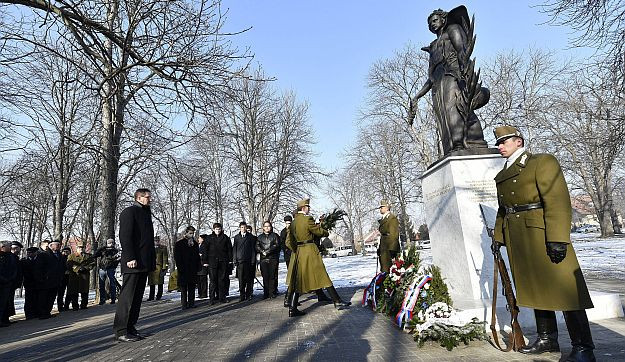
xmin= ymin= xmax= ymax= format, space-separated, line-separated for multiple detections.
xmin=207 ymin=223 xmax=233 ymax=304
xmin=233 ymin=222 xmax=256 ymax=301
xmin=45 ymin=240 xmax=66 ymax=315
xmin=174 ymin=226 xmax=200 ymax=310
xmin=113 ymin=188 xmax=156 ymax=343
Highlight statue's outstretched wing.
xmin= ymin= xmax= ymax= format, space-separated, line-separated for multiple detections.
xmin=447 ymin=5 xmax=471 ymax=38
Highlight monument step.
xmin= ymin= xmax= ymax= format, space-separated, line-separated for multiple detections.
xmin=454 ymin=290 xmax=624 ymax=332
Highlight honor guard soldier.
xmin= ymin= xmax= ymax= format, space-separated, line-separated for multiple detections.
xmin=377 ymin=200 xmax=400 ymax=273
xmin=492 ymin=126 xmax=595 ymax=362
xmin=285 ymin=198 xmax=350 ymax=317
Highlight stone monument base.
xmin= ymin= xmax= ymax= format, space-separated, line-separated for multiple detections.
xmin=455 ymin=291 xmax=624 ymax=331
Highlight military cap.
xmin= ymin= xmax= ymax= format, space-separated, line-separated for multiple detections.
xmin=494 ymin=125 xmax=523 ymax=145
xmin=62 ymin=246 xmax=71 ymax=252
xmin=284 ymin=215 xmax=293 ymax=222
xmin=49 ymin=239 xmax=61 ymax=245
xmin=296 ymin=198 xmax=310 ymax=208
xmin=1 ymin=240 xmax=12 ymax=247
xmin=379 ymin=199 xmax=391 ymax=208
xmin=26 ymin=247 xmax=39 ymax=253
xmin=11 ymin=241 xmax=24 ymax=249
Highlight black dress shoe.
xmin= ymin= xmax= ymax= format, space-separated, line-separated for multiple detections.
xmin=519 ymin=336 xmax=560 ymax=354
xmin=128 ymin=329 xmax=147 ymax=339
xmin=114 ymin=334 xmax=141 ymax=343
xmin=289 ymin=308 xmax=306 ymax=317
xmin=220 ymin=298 xmax=229 ymax=303
xmin=566 ymin=347 xmax=596 ymax=362
xmin=334 ymin=300 xmax=352 ymax=310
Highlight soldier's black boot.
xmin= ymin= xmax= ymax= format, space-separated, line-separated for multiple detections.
xmin=564 ymin=310 xmax=596 ymax=362
xmin=289 ymin=293 xmax=305 ymax=317
xmin=315 ymin=289 xmax=332 ymax=303
xmin=156 ymin=284 xmax=163 ymax=300
xmin=327 ymin=286 xmax=351 ymax=310
xmin=519 ymin=309 xmax=560 ymax=354
xmin=147 ymin=285 xmax=155 ymax=301
xmin=284 ymin=291 xmax=292 ymax=308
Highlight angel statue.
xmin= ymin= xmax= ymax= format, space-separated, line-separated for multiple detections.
xmin=408 ymin=6 xmax=490 ymax=156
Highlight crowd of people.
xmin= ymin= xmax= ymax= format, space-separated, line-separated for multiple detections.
xmin=0 ymin=198 xmax=353 ymax=330
xmin=0 ymin=237 xmax=122 ymax=327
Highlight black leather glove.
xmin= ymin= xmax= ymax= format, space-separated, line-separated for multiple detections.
xmin=491 ymin=242 xmax=503 ymax=255
xmin=546 ymin=242 xmax=567 ymax=264
xmin=376 ymin=248 xmax=380 ymax=256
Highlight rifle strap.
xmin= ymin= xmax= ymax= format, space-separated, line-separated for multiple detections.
xmin=490 ymin=256 xmax=513 ymax=352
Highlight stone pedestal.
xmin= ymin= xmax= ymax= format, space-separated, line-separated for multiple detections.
xmin=421 ymin=153 xmax=504 ymax=302
xmin=421 ymin=153 xmax=624 ymax=330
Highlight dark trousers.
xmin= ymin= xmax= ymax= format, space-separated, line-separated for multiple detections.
xmin=209 ymin=262 xmax=229 ymax=301
xmin=260 ymin=258 xmax=278 ymax=297
xmin=45 ymin=287 xmax=59 ymax=313
xmin=180 ymin=283 xmax=196 ymax=307
xmin=57 ymin=275 xmax=68 ymax=310
xmin=36 ymin=289 xmax=51 ymax=317
xmin=236 ymin=262 xmax=255 ymax=298
xmin=67 ymin=292 xmax=89 ymax=309
xmin=148 ymin=284 xmax=163 ymax=300
xmin=99 ymin=268 xmax=117 ymax=302
xmin=113 ymin=272 xmax=147 ymax=337
xmin=0 ymin=286 xmax=11 ymax=324
xmin=24 ymin=288 xmax=37 ymax=319
xmin=197 ymin=275 xmax=208 ymax=298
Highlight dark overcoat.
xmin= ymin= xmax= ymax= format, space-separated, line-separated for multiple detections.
xmin=493 ymin=151 xmax=593 ymax=311
xmin=174 ymin=238 xmax=200 ymax=286
xmin=118 ymin=202 xmax=156 ymax=274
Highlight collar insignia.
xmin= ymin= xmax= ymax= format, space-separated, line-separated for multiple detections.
xmin=520 ymin=154 xmax=528 ymax=165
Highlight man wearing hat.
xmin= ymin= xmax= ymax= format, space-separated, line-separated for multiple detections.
xmin=58 ymin=246 xmax=72 ymax=310
xmin=0 ymin=241 xmax=17 ymax=327
xmin=66 ymin=242 xmax=95 ymax=310
xmin=21 ymin=247 xmax=40 ymax=319
xmin=377 ymin=200 xmax=400 ymax=273
xmin=5 ymin=242 xmax=23 ymax=324
xmin=285 ymin=198 xmax=351 ymax=317
xmin=492 ymin=125 xmax=595 ymax=361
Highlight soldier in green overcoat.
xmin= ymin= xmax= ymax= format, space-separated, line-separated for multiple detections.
xmin=147 ymin=237 xmax=168 ymax=300
xmin=66 ymin=243 xmax=95 ymax=310
xmin=492 ymin=126 xmax=595 ymax=361
xmin=285 ymin=198 xmax=351 ymax=317
xmin=377 ymin=199 xmax=400 ymax=272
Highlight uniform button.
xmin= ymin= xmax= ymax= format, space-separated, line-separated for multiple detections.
xmin=516 ymin=215 xmax=520 ymax=218
xmin=514 ymin=203 xmax=518 ymax=206
xmin=500 ymin=194 xmax=503 ymax=197
xmin=513 ymin=179 xmax=517 ymax=183
xmin=511 ymin=191 xmax=515 ymax=195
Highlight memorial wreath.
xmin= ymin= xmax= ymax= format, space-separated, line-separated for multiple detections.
xmin=363 ymin=245 xmax=487 ymax=350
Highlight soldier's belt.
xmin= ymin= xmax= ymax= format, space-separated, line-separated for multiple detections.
xmin=504 ymin=202 xmax=543 ymax=215
xmin=296 ymin=240 xmax=315 ymax=245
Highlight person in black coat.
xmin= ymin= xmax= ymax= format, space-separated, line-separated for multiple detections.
xmin=20 ymin=247 xmax=39 ymax=319
xmin=207 ymin=223 xmax=233 ymax=304
xmin=58 ymin=246 xmax=71 ymax=311
xmin=196 ymin=234 xmax=209 ymax=299
xmin=45 ymin=240 xmax=66 ymax=315
xmin=256 ymin=221 xmax=280 ymax=299
xmin=232 ymin=222 xmax=257 ymax=301
xmin=0 ymin=241 xmax=17 ymax=327
xmin=95 ymin=238 xmax=120 ymax=305
xmin=113 ymin=188 xmax=156 ymax=343
xmin=6 ymin=242 xmax=23 ymax=323
xmin=174 ymin=226 xmax=200 ymax=309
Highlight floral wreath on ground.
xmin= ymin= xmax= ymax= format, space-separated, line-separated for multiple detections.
xmin=362 ymin=245 xmax=487 ymax=350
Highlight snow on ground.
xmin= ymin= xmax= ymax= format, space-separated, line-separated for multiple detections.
xmin=11 ymin=233 xmax=624 ymax=315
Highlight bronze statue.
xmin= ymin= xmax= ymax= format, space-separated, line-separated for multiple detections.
xmin=409 ymin=6 xmax=490 ymax=156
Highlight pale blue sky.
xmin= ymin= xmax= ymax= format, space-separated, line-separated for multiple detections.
xmin=221 ymin=1 xmax=589 ymax=214
xmin=222 ymin=1 xmax=587 ymax=169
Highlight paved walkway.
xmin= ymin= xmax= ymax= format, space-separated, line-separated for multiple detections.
xmin=1 ymin=283 xmax=624 ymax=361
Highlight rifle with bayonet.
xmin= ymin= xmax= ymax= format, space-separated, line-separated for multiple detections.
xmin=479 ymin=204 xmax=526 ymax=352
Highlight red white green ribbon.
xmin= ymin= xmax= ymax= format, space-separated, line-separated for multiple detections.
xmin=395 ymin=274 xmax=432 ymax=328
xmin=362 ymin=272 xmax=386 ymax=309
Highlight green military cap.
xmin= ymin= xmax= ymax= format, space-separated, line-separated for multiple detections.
xmin=494 ymin=125 xmax=523 ymax=145
xmin=296 ymin=198 xmax=310 ymax=208
xmin=379 ymin=199 xmax=391 ymax=208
